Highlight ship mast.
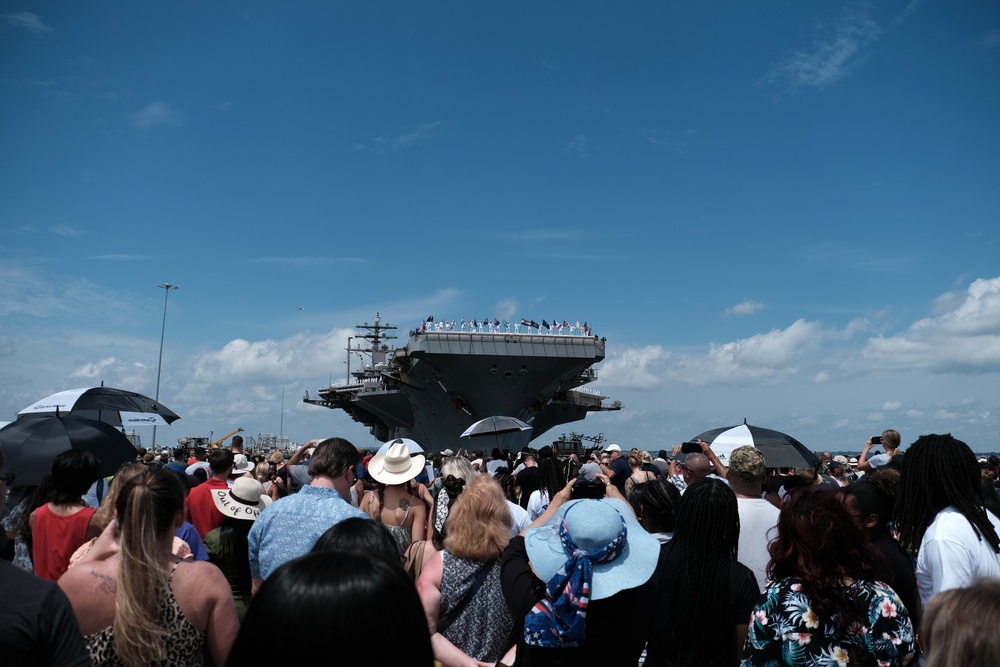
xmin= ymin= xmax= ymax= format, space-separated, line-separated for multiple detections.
xmin=347 ymin=312 xmax=397 ymax=379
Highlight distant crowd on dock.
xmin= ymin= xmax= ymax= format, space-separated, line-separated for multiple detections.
xmin=415 ymin=316 xmax=595 ymax=336
xmin=3 ymin=429 xmax=1000 ymax=667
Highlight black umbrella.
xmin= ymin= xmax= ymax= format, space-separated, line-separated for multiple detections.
xmin=691 ymin=420 xmax=818 ymax=470
xmin=0 ymin=416 xmax=139 ymax=486
xmin=16 ymin=385 xmax=180 ymax=428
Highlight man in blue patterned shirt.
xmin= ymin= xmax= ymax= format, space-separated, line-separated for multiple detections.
xmin=249 ymin=437 xmax=368 ymax=593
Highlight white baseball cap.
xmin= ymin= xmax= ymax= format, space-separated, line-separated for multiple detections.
xmin=604 ymin=443 xmax=622 ymax=453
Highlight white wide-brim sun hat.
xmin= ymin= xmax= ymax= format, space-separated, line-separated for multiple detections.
xmin=367 ymin=440 xmax=427 ymax=485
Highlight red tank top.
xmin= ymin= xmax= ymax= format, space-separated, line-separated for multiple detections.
xmin=33 ymin=504 xmax=96 ymax=581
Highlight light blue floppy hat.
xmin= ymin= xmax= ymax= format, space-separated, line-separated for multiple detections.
xmin=524 ymin=497 xmax=660 ymax=601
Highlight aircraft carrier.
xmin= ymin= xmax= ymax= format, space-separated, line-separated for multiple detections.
xmin=303 ymin=314 xmax=621 ymax=452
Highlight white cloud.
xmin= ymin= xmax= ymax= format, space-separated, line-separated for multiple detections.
xmin=882 ymin=401 xmax=902 ymax=411
xmin=494 ymin=299 xmax=518 ymax=321
xmin=2 ymin=11 xmax=51 ymax=36
xmin=363 ymin=121 xmax=442 ymax=153
xmin=724 ymin=300 xmax=764 ymax=317
xmin=675 ymin=319 xmax=824 ymax=386
xmin=766 ymin=3 xmax=882 ymax=91
xmin=860 ymin=277 xmax=1000 ymax=372
xmin=129 ymin=101 xmax=182 ymax=129
xmin=598 ymin=345 xmax=671 ymax=390
xmin=980 ymin=29 xmax=1000 ymax=51
xmin=566 ymin=135 xmax=587 ymax=158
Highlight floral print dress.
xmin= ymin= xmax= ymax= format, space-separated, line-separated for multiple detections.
xmin=741 ymin=577 xmax=916 ymax=667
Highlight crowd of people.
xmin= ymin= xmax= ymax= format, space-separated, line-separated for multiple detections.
xmin=2 ymin=428 xmax=1000 ymax=666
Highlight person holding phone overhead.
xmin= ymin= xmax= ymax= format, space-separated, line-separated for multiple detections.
xmin=858 ymin=430 xmax=902 ymax=472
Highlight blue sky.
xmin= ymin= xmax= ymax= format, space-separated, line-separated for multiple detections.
xmin=2 ymin=2 xmax=999 ymax=454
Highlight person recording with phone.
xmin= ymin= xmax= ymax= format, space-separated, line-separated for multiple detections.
xmin=858 ymin=429 xmax=902 ymax=472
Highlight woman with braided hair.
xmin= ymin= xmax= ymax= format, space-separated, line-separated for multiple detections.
xmin=405 ymin=456 xmax=475 ymax=579
xmin=525 ymin=453 xmax=567 ymax=521
xmin=646 ymin=477 xmax=759 ymax=667
xmin=363 ymin=441 xmax=428 ymax=559
xmin=893 ymin=433 xmax=1000 ymax=611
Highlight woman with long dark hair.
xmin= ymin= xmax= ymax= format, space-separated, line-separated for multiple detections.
xmin=841 ymin=469 xmax=921 ymax=631
xmin=226 ymin=550 xmax=433 ymax=666
xmin=645 ymin=478 xmax=759 ymax=667
xmin=742 ymin=487 xmax=916 ymax=666
xmin=894 ymin=433 xmax=1000 ymax=611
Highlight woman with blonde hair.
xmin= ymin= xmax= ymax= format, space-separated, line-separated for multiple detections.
xmin=417 ymin=475 xmax=514 ymax=667
xmin=921 ymin=578 xmax=1000 ymax=667
xmin=624 ymin=449 xmax=656 ymax=497
xmin=406 ymin=456 xmax=489 ymax=577
xmin=58 ymin=467 xmax=238 ymax=666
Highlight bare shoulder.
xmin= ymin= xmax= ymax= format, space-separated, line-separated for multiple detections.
xmin=171 ymin=559 xmax=230 ymax=598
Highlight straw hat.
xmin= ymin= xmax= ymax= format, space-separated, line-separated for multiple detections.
xmin=367 ymin=440 xmax=426 ymax=485
xmin=211 ymin=477 xmax=271 ymax=521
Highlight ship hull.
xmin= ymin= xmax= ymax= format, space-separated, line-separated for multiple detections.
xmin=306 ymin=328 xmax=618 ymax=452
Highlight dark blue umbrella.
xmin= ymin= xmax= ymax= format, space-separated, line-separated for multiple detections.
xmin=0 ymin=416 xmax=138 ymax=486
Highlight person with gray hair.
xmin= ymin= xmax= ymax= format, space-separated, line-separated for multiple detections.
xmin=248 ymin=437 xmax=368 ymax=592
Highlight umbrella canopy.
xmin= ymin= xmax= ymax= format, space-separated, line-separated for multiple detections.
xmin=17 ymin=386 xmax=181 ymax=428
xmin=460 ymin=415 xmax=532 ymax=439
xmin=0 ymin=416 xmax=139 ymax=486
xmin=691 ymin=421 xmax=818 ymax=470
xmin=375 ymin=437 xmax=425 ymax=456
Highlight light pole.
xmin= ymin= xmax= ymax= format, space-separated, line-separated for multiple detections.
xmin=152 ymin=283 xmax=178 ymax=449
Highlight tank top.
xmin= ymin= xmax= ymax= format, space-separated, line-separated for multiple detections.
xmin=32 ymin=504 xmax=96 ymax=581
xmin=84 ymin=559 xmax=206 ymax=666
xmin=439 ymin=552 xmax=513 ymax=662
xmin=369 ymin=493 xmax=415 ymax=554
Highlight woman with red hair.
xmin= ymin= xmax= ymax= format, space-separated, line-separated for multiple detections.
xmin=741 ymin=488 xmax=916 ymax=666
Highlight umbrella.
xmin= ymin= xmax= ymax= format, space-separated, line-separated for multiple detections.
xmin=0 ymin=416 xmax=139 ymax=486
xmin=375 ymin=437 xmax=424 ymax=456
xmin=460 ymin=415 xmax=532 ymax=439
xmin=691 ymin=420 xmax=819 ymax=470
xmin=17 ymin=385 xmax=181 ymax=428
xmin=460 ymin=415 xmax=533 ymax=451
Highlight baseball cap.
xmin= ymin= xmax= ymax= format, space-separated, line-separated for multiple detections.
xmin=728 ymin=445 xmax=766 ymax=481
xmin=604 ymin=443 xmax=622 ymax=453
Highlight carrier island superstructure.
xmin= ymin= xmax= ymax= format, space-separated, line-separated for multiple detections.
xmin=303 ymin=314 xmax=621 ymax=452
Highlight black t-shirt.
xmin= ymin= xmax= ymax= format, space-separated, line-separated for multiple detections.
xmin=515 ymin=467 xmax=541 ymax=509
xmin=872 ymin=531 xmax=920 ymax=631
xmin=608 ymin=456 xmax=631 ymax=495
xmin=644 ymin=553 xmax=760 ymax=667
xmin=0 ymin=561 xmax=92 ymax=667
xmin=500 ymin=536 xmax=654 ymax=667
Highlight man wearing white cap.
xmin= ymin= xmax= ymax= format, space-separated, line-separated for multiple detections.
xmin=597 ymin=444 xmax=630 ymax=496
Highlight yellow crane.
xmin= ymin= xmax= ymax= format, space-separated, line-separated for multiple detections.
xmin=210 ymin=427 xmax=244 ymax=449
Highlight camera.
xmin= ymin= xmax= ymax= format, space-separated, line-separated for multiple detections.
xmin=572 ymin=480 xmax=606 ymax=499
xmin=681 ymin=441 xmax=702 ymax=454
xmin=871 ymin=436 xmax=882 ymax=445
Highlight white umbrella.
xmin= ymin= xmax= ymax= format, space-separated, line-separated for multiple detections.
xmin=460 ymin=415 xmax=532 ymax=439
xmin=375 ymin=437 xmax=424 ymax=456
